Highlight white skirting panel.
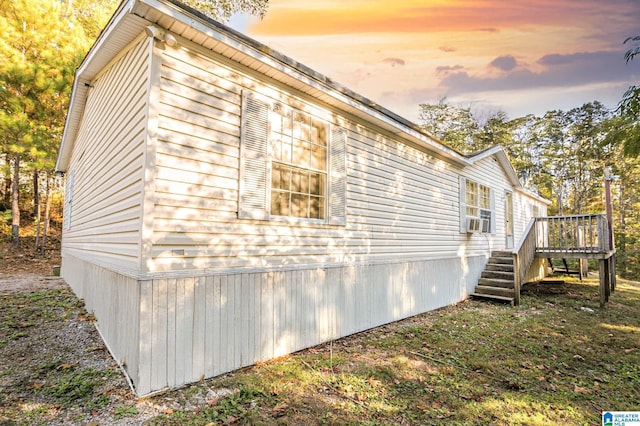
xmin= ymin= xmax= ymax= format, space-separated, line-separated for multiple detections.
xmin=62 ymin=253 xmax=485 ymax=395
xmin=135 ymin=255 xmax=485 ymax=395
xmin=61 ymin=254 xmax=142 ymax=388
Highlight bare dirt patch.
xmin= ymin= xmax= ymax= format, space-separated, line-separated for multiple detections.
xmin=0 ymin=232 xmax=61 ymax=276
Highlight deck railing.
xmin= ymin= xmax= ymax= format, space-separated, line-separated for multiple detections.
xmin=512 ymin=213 xmax=612 ymax=306
xmin=534 ymin=214 xmax=611 ymax=255
xmin=512 ymin=218 xmax=537 ymax=306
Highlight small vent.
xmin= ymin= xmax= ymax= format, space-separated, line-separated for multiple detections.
xmin=466 ymin=217 xmax=481 ymax=233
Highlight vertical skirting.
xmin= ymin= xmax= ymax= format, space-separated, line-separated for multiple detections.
xmin=61 ymin=255 xmax=141 ymax=389
xmin=140 ymin=255 xmax=485 ymax=395
xmin=63 ymin=254 xmax=485 ymax=395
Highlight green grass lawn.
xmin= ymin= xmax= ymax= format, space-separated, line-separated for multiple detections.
xmin=149 ymin=276 xmax=640 ymax=425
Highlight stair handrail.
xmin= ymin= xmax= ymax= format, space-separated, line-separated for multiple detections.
xmin=512 ymin=217 xmax=537 ymax=306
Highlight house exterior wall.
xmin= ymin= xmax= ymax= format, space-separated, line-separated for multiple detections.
xmin=60 ymin=36 xmax=154 ymax=391
xmin=148 ymin=41 xmax=541 ymax=276
xmin=60 ymin=29 xmax=548 ymax=395
xmin=61 ymin=35 xmax=152 ymax=279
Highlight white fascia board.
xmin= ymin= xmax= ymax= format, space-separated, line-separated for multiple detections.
xmin=515 ymin=187 xmax=552 ymax=206
xmin=468 ymin=146 xmax=521 ymax=187
xmin=56 ymin=0 xmax=139 ymax=172
xmin=468 ymin=146 xmax=551 ymax=205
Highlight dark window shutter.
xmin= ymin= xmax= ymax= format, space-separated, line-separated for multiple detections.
xmin=238 ymin=92 xmax=269 ymax=220
xmin=328 ymin=125 xmax=346 ymax=226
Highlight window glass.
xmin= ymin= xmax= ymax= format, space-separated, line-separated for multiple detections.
xmin=479 ymin=185 xmax=491 ymax=210
xmin=464 ymin=178 xmax=493 ymax=233
xmin=269 ymin=105 xmax=327 ymax=220
xmin=466 ymin=180 xmax=478 ymax=218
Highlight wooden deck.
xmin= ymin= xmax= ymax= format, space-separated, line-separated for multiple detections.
xmin=514 ymin=214 xmax=615 ymax=307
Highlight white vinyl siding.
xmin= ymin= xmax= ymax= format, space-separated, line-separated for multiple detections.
xmin=143 ymin=43 xmax=549 ymax=276
xmin=62 ymin=36 xmax=150 ymax=272
xmin=153 ymin=42 xmax=521 ymax=274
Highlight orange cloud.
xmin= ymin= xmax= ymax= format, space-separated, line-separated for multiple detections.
xmin=249 ymin=0 xmax=612 ymax=36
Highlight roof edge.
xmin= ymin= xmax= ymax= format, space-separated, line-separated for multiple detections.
xmin=56 ymin=0 xmax=139 ymax=172
xmin=467 ymin=146 xmax=551 ymax=205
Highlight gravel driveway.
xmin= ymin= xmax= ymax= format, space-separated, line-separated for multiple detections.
xmin=0 ymin=273 xmax=224 ymax=425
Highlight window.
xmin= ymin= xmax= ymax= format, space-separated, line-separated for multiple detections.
xmin=465 ymin=180 xmax=478 ymax=218
xmin=533 ymin=205 xmax=540 ymax=218
xmin=238 ymin=91 xmax=346 ymax=225
xmin=269 ymin=107 xmax=327 ymax=219
xmin=460 ymin=177 xmax=494 ymax=233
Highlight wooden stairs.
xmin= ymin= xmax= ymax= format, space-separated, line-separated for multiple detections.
xmin=470 ymin=251 xmax=515 ymax=305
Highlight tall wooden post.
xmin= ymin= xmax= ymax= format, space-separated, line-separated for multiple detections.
xmin=604 ymin=167 xmax=616 ymax=293
xmin=604 ymin=167 xmax=614 ymax=251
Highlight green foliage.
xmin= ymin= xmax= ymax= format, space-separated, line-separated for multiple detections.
xmin=418 ymin=100 xmax=613 ymax=214
xmin=0 ymin=209 xmax=10 ymax=237
xmin=419 ymin=99 xmax=640 ymax=278
xmin=618 ymin=35 xmax=640 ymax=155
xmin=113 ymin=404 xmax=139 ymax=419
xmin=43 ymin=367 xmax=110 ymax=409
xmin=0 ymin=0 xmax=101 ymax=237
xmin=183 ymin=0 xmax=268 ymax=21
xmin=418 ymin=98 xmax=478 ymax=152
xmin=0 ymin=0 xmax=90 ymax=168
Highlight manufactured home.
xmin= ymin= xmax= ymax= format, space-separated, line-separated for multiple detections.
xmin=56 ymin=0 xmax=551 ymax=395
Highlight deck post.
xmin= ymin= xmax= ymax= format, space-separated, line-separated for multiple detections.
xmin=579 ymin=259 xmax=588 ymax=279
xmin=610 ymin=255 xmax=616 ymax=293
xmin=599 ymin=258 xmax=611 ymax=308
xmin=513 ymin=253 xmax=521 ymax=306
xmin=599 ymin=260 xmax=606 ymax=308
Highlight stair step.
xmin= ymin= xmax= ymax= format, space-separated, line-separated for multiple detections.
xmin=485 ymin=263 xmax=514 ymax=272
xmin=479 ymin=278 xmax=514 ymax=288
xmin=474 ymin=285 xmax=515 ymax=298
xmin=491 ymin=250 xmax=513 ymax=258
xmin=489 ymin=256 xmax=514 ymax=265
xmin=470 ymin=293 xmax=514 ymax=305
xmin=481 ymin=270 xmax=515 ymax=280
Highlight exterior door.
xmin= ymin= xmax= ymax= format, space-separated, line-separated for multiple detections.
xmin=505 ymin=191 xmax=514 ymax=248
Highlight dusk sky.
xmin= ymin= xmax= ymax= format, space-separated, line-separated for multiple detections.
xmin=230 ymin=0 xmax=640 ymax=123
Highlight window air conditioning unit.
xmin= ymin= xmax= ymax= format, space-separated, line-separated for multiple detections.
xmin=466 ymin=217 xmax=481 ymax=233
xmin=481 ymin=218 xmax=491 ymax=234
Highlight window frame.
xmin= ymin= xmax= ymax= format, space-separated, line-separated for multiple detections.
xmin=460 ymin=176 xmax=495 ymax=234
xmin=238 ymin=91 xmax=346 ymax=226
xmin=268 ymin=103 xmax=328 ymax=221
